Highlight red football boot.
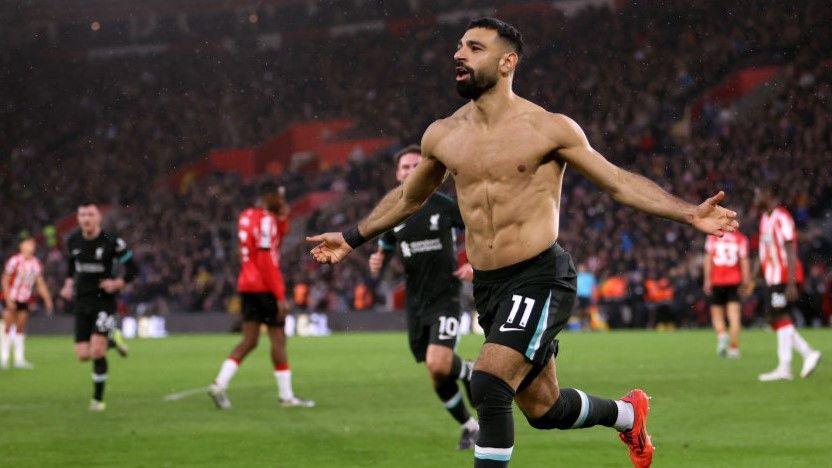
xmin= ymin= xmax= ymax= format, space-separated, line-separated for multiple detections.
xmin=618 ymin=389 xmax=655 ymax=467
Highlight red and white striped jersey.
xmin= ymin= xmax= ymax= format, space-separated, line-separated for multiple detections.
xmin=3 ymin=254 xmax=42 ymax=303
xmin=236 ymin=207 xmax=289 ymax=300
xmin=759 ymin=207 xmax=804 ymax=286
xmin=705 ymin=232 xmax=748 ymax=286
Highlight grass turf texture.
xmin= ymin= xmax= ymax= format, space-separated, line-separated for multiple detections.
xmin=1 ymin=329 xmax=830 ymax=467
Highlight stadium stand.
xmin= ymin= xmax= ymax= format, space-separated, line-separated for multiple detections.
xmin=2 ymin=0 xmax=830 ymax=326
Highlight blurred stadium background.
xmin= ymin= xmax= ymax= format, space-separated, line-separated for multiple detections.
xmin=1 ymin=0 xmax=831 ymax=466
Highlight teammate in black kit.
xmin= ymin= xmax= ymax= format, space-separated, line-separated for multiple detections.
xmin=369 ymin=145 xmax=480 ymax=449
xmin=60 ymin=202 xmax=137 ymax=411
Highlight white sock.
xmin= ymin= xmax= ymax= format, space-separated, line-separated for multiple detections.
xmin=0 ymin=328 xmax=9 ymax=366
xmin=463 ymin=417 xmax=479 ymax=432
xmin=613 ymin=400 xmax=635 ymax=432
xmin=214 ymin=359 xmax=239 ymax=390
xmin=788 ymin=326 xmax=813 ymax=359
xmin=274 ymin=369 xmax=294 ymax=400
xmin=13 ymin=334 xmax=25 ymax=364
xmin=776 ymin=326 xmax=793 ymax=372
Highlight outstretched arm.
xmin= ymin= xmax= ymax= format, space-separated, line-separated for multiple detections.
xmin=308 ymin=123 xmax=448 ymax=264
xmin=548 ymin=113 xmax=738 ymax=236
xmin=357 ymin=154 xmax=446 ymax=240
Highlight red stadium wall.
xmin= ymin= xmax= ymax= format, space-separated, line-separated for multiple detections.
xmin=691 ymin=66 xmax=780 ymax=120
xmin=161 ymin=119 xmax=396 ymax=192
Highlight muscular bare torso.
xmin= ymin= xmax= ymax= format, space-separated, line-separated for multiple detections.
xmin=431 ymin=99 xmax=564 ymax=270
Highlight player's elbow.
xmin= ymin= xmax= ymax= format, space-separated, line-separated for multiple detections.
xmin=603 ymin=167 xmax=627 ymax=200
xmin=399 ymin=195 xmax=424 ymax=217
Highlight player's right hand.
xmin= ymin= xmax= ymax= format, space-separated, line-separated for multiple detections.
xmin=5 ymin=299 xmax=14 ymax=311
xmin=306 ymin=232 xmax=353 ymax=264
xmin=60 ymin=280 xmax=74 ymax=301
xmin=368 ymin=247 xmax=385 ymax=277
xmin=690 ymin=191 xmax=739 ymax=237
xmin=703 ymin=281 xmax=712 ymax=295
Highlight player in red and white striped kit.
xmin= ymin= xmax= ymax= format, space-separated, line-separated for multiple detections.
xmin=755 ymin=188 xmax=821 ymax=381
xmin=703 ymin=230 xmax=751 ymax=358
xmin=208 ymin=184 xmax=314 ymax=409
xmin=1 ymin=236 xmax=53 ymax=369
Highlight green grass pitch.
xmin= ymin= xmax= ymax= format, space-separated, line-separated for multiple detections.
xmin=1 ymin=329 xmax=830 ymax=467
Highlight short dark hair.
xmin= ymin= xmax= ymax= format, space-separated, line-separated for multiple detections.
xmin=77 ymin=200 xmax=99 ymax=208
xmin=258 ymin=181 xmax=279 ymax=196
xmin=467 ymin=17 xmax=523 ymax=57
xmin=394 ymin=144 xmax=421 ymax=166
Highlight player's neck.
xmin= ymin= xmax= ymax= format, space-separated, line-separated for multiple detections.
xmin=82 ymin=227 xmax=102 ymax=240
xmin=471 ymin=82 xmax=516 ymax=126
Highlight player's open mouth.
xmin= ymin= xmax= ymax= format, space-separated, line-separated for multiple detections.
xmin=455 ymin=67 xmax=471 ymax=81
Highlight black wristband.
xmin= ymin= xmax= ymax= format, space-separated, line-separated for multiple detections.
xmin=342 ymin=226 xmax=367 ymax=249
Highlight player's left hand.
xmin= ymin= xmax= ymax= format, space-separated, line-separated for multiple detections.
xmin=306 ymin=232 xmax=353 ymax=264
xmin=99 ymin=278 xmax=125 ymax=294
xmin=453 ymin=263 xmax=474 ymax=282
xmin=691 ymin=191 xmax=739 ymax=236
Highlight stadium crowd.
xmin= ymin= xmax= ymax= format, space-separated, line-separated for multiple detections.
xmin=2 ymin=0 xmax=830 ymax=327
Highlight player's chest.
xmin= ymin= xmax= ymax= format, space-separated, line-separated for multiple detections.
xmin=437 ymin=124 xmax=552 ymax=183
xmin=72 ymin=243 xmax=113 ymax=263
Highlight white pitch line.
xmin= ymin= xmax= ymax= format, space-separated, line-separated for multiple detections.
xmin=163 ymin=386 xmax=209 ymax=401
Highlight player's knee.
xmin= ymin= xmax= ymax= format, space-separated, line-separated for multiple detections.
xmin=425 ymin=356 xmax=451 ymax=383
xmin=517 ymin=386 xmax=560 ymax=420
xmin=242 ymin=337 xmax=259 ymax=352
xmin=470 ymin=370 xmax=515 ymax=418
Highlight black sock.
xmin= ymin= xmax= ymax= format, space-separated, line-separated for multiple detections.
xmin=435 ymin=377 xmax=471 ymax=425
xmin=527 ymin=388 xmax=618 ymax=430
xmin=471 ymin=371 xmax=515 ymax=467
xmin=450 ymin=354 xmax=474 ymax=405
xmin=93 ymin=357 xmax=108 ymax=402
xmin=108 ymin=338 xmax=116 ymax=349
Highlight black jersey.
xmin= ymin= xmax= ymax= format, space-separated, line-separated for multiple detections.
xmin=66 ymin=230 xmax=137 ymax=303
xmin=379 ymin=193 xmax=465 ymax=320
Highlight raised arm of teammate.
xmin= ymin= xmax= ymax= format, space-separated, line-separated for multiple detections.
xmin=545 ymin=113 xmax=739 ymax=236
xmin=307 ymin=123 xmax=449 ymax=264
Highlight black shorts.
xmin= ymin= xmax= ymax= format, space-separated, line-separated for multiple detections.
xmin=241 ymin=292 xmax=283 ymax=327
xmin=765 ymin=284 xmax=794 ymax=318
xmin=74 ymin=298 xmax=116 ymax=343
xmin=709 ymin=285 xmax=740 ymax=306
xmin=407 ymin=311 xmax=461 ymax=362
xmin=473 ymin=243 xmax=576 ymax=369
xmin=6 ymin=301 xmax=31 ymax=312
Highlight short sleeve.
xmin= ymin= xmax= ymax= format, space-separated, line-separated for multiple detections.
xmin=738 ymin=234 xmax=749 ymax=258
xmin=777 ymin=210 xmax=795 ymax=242
xmin=704 ymin=236 xmax=714 ymax=254
xmin=379 ymin=230 xmax=396 ymax=252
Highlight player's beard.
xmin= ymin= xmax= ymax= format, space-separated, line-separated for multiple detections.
xmin=456 ymin=66 xmax=498 ymax=100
